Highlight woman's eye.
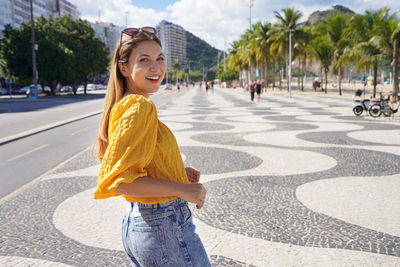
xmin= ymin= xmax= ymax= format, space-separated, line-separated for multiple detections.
xmin=157 ymin=57 xmax=165 ymax=61
xmin=140 ymin=58 xmax=148 ymax=62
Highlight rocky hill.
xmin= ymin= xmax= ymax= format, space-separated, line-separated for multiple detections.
xmin=307 ymin=5 xmax=355 ymax=25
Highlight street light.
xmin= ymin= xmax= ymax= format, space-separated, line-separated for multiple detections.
xmin=288 ymin=29 xmax=295 ymax=99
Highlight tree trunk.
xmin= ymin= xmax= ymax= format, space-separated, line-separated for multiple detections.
xmin=84 ymin=77 xmax=88 ymax=95
xmin=373 ymin=64 xmax=378 ymax=98
xmin=338 ymin=67 xmax=343 ymax=96
xmin=265 ymin=61 xmax=268 ymax=91
xmin=302 ymin=56 xmax=306 ymax=91
xmin=324 ymin=67 xmax=328 ymax=94
xmin=393 ymin=38 xmax=399 ymax=94
xmin=279 ymin=64 xmax=282 ymax=90
xmin=319 ymin=65 xmax=323 ymax=92
xmin=272 ymin=61 xmax=276 ymax=90
xmin=297 ymin=58 xmax=301 ymax=91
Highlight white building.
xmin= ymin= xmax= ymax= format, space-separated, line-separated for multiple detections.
xmin=47 ymin=0 xmax=80 ymax=19
xmin=156 ymin=20 xmax=187 ymax=70
xmin=90 ymin=21 xmax=123 ymax=54
xmin=0 ymin=0 xmax=80 ymax=37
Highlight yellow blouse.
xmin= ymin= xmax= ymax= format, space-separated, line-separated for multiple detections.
xmin=94 ymin=94 xmax=189 ymax=203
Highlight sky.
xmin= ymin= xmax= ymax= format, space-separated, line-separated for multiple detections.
xmin=69 ymin=0 xmax=400 ymax=51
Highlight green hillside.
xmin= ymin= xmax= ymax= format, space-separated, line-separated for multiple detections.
xmin=186 ymin=31 xmax=221 ymax=71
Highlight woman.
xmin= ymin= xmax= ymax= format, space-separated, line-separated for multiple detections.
xmin=93 ymin=27 xmax=210 ymax=267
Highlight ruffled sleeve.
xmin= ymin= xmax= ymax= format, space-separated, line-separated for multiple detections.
xmin=94 ymin=95 xmax=158 ymax=199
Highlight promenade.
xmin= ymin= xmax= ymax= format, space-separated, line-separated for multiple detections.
xmin=1 ymin=86 xmax=399 ymax=266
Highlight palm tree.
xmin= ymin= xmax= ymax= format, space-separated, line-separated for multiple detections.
xmin=373 ymin=9 xmax=400 ymax=94
xmin=251 ymin=22 xmax=272 ymax=87
xmin=293 ymin=26 xmax=313 ymax=91
xmin=341 ymin=9 xmax=388 ymax=98
xmin=327 ymin=13 xmax=351 ymax=95
xmin=171 ymin=61 xmax=181 ymax=83
xmin=269 ymin=8 xmax=303 ymax=91
xmin=312 ymin=22 xmax=334 ymax=94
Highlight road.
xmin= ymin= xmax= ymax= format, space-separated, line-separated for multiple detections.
xmin=0 ymin=87 xmax=181 ymax=199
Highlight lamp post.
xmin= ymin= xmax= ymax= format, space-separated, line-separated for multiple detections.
xmin=288 ymin=29 xmax=294 ymax=99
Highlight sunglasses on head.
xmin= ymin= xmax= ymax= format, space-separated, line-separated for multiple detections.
xmin=119 ymin=27 xmax=157 ymax=45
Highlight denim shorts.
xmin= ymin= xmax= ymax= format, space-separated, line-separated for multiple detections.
xmin=122 ymin=198 xmax=211 ymax=267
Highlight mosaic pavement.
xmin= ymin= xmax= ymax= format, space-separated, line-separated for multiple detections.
xmin=1 ymin=87 xmax=400 ymax=266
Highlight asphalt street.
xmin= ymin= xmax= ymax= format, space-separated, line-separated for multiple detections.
xmin=0 ymin=87 xmax=179 ymax=199
xmin=0 ymin=86 xmax=400 ymax=266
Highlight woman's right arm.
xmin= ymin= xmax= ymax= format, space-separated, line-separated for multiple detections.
xmin=115 ymin=177 xmax=207 ymax=209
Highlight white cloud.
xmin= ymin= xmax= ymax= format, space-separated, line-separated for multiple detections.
xmin=69 ymin=0 xmax=400 ymax=51
xmin=69 ymin=0 xmax=167 ymax=28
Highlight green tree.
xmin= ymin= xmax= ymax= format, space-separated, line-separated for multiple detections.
xmin=269 ymin=7 xmax=303 ymax=90
xmin=1 ymin=15 xmax=109 ymax=95
xmin=373 ymin=9 xmax=400 ymax=94
xmin=312 ymin=23 xmax=334 ymax=93
xmin=171 ymin=61 xmax=181 ymax=83
xmin=327 ymin=13 xmax=351 ymax=95
xmin=341 ymin=9 xmax=388 ymax=97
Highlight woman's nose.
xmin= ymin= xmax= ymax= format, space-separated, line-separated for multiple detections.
xmin=149 ymin=60 xmax=159 ymax=71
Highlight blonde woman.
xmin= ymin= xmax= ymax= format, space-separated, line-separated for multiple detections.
xmin=93 ymin=27 xmax=210 ymax=267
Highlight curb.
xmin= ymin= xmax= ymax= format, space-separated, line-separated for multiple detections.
xmin=0 ymin=110 xmax=103 ymax=146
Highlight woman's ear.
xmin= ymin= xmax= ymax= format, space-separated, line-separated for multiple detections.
xmin=118 ymin=62 xmax=128 ymax=77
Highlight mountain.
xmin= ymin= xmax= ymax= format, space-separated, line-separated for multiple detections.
xmin=186 ymin=30 xmax=221 ymax=71
xmin=306 ymin=5 xmax=355 ymax=25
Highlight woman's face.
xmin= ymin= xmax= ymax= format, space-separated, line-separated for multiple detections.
xmin=120 ymin=40 xmax=165 ymax=98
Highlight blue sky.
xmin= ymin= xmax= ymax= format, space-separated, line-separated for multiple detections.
xmin=131 ymin=0 xmax=177 ymax=11
xmin=70 ymin=0 xmax=400 ymax=50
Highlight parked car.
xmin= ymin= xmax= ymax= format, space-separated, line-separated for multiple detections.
xmin=77 ymin=85 xmax=85 ymax=92
xmin=87 ymin=83 xmax=96 ymax=91
xmin=60 ymin=85 xmax=73 ymax=92
xmin=17 ymin=85 xmax=31 ymax=94
xmin=96 ymin=84 xmax=106 ymax=90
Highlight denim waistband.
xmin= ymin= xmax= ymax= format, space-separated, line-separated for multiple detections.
xmin=131 ymin=198 xmax=186 ymax=209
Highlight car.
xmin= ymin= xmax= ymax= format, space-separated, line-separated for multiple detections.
xmin=87 ymin=83 xmax=96 ymax=91
xmin=17 ymin=85 xmax=31 ymax=94
xmin=77 ymin=85 xmax=85 ymax=92
xmin=60 ymin=85 xmax=73 ymax=92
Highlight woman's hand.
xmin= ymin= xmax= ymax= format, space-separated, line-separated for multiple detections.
xmin=185 ymin=166 xmax=200 ymax=183
xmin=178 ymin=183 xmax=207 ymax=209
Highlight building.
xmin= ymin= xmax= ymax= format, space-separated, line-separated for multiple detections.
xmin=90 ymin=21 xmax=123 ymax=54
xmin=0 ymin=0 xmax=80 ymax=37
xmin=47 ymin=0 xmax=80 ymax=19
xmin=156 ymin=20 xmax=187 ymax=70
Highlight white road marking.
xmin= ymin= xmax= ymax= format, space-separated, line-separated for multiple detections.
xmin=7 ymin=144 xmax=48 ymax=162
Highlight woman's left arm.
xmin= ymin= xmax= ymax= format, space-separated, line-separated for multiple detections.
xmin=185 ymin=166 xmax=200 ymax=183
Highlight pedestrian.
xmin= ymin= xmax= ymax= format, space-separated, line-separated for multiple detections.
xmin=205 ymin=81 xmax=209 ymax=92
xmin=256 ymin=80 xmax=261 ymax=102
xmin=250 ymin=80 xmax=255 ymax=101
xmin=93 ymin=27 xmax=210 ymax=267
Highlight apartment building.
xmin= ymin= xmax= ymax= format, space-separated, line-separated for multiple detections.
xmin=0 ymin=0 xmax=80 ymax=36
xmin=91 ymin=21 xmax=123 ymax=54
xmin=156 ymin=20 xmax=187 ymax=70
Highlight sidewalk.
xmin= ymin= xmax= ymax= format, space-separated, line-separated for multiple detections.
xmin=1 ymin=86 xmax=400 ymax=266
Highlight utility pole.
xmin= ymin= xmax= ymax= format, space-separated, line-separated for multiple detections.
xmin=30 ymin=0 xmax=38 ymax=96
xmin=249 ymin=0 xmax=255 ymax=28
xmin=288 ymin=29 xmax=294 ymax=99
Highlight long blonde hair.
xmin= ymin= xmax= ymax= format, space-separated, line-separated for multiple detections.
xmin=93 ymin=30 xmax=162 ymax=161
